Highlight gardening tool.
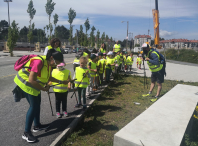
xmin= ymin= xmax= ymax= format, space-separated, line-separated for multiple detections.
xmin=142 ymin=58 xmax=148 ymax=89
xmin=47 ymin=90 xmax=54 ymax=116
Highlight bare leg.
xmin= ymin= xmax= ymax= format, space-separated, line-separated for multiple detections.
xmin=156 ymin=83 xmax=162 ymax=96
xmin=149 ymin=82 xmax=155 ymax=93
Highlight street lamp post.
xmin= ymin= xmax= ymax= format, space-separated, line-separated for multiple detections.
xmin=4 ymin=0 xmax=12 ymax=26
xmin=121 ymin=21 xmax=129 ymax=51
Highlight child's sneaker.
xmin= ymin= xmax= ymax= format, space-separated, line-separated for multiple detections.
xmin=63 ymin=111 xmax=68 ymax=117
xmin=56 ymin=112 xmax=61 ymax=118
xmin=150 ymin=96 xmax=159 ymax=102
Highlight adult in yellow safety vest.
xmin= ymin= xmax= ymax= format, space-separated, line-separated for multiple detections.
xmin=99 ymin=43 xmax=107 ymax=53
xmin=142 ymin=43 xmax=165 ymax=102
xmin=113 ymin=40 xmax=121 ymax=53
xmin=14 ymin=49 xmax=71 ymax=143
xmin=51 ymin=62 xmax=72 ymax=118
xmin=44 ymin=38 xmax=61 ymax=55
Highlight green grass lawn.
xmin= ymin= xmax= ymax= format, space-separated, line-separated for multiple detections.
xmin=61 ymin=75 xmax=198 ymax=146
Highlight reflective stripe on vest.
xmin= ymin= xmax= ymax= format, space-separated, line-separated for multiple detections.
xmin=52 ymin=69 xmax=70 ymax=92
xmin=114 ymin=44 xmax=121 ymax=52
xmin=147 ymin=50 xmax=163 ymax=72
xmin=53 ymin=86 xmax=68 ymax=90
xmin=74 ymin=81 xmax=88 ymax=85
xmin=16 ymin=74 xmax=40 ymax=91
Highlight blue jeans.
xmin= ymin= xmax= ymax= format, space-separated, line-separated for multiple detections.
xmin=77 ymin=87 xmax=86 ymax=105
xmin=22 ymin=91 xmax=41 ymax=132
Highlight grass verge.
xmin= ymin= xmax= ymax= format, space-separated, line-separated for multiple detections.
xmin=61 ymin=75 xmax=198 ymax=146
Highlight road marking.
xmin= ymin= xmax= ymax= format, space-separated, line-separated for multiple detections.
xmin=0 ymin=74 xmax=16 ymax=79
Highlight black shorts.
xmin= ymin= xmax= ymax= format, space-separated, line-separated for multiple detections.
xmin=151 ymin=69 xmax=165 ymax=83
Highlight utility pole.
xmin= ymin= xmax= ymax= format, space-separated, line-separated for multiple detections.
xmin=76 ymin=29 xmax=78 ymax=53
xmin=4 ymin=0 xmax=12 ymax=26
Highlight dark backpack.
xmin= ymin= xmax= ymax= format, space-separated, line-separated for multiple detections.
xmin=14 ymin=55 xmax=44 ymax=71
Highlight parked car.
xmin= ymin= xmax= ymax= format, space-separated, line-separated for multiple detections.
xmin=72 ymin=49 xmax=77 ymax=53
xmin=64 ymin=48 xmax=72 ymax=54
xmin=60 ymin=48 xmax=66 ymax=54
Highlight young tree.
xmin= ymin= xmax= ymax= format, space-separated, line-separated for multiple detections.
xmin=53 ymin=13 xmax=58 ymax=37
xmin=27 ymin=0 xmax=36 ymax=28
xmin=96 ymin=30 xmax=100 ymax=49
xmin=48 ymin=23 xmax=53 ymax=42
xmin=7 ymin=21 xmax=19 ymax=57
xmin=90 ymin=26 xmax=96 ymax=47
xmin=101 ymin=32 xmax=105 ymax=43
xmin=68 ymin=8 xmax=76 ymax=45
xmin=27 ymin=23 xmax=35 ymax=51
xmin=45 ymin=0 xmax=56 ymax=38
xmin=79 ymin=25 xmax=84 ymax=46
xmin=84 ymin=18 xmax=90 ymax=35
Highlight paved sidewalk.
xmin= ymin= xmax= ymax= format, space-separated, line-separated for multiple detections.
xmin=127 ymin=56 xmax=198 ymax=82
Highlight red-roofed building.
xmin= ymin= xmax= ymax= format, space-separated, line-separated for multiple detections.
xmin=134 ymin=35 xmax=151 ymax=47
xmin=160 ymin=39 xmax=198 ymax=49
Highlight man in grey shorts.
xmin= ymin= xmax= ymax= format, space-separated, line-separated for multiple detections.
xmin=141 ymin=43 xmax=165 ymax=102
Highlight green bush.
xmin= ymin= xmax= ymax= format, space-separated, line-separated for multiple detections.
xmin=163 ymin=49 xmax=198 ymax=64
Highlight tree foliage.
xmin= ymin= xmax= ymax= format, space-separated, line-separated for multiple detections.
xmin=79 ymin=25 xmax=84 ymax=46
xmin=55 ymin=25 xmax=70 ymax=40
xmin=84 ymin=18 xmax=90 ymax=34
xmin=7 ymin=21 xmax=19 ymax=57
xmin=90 ymin=26 xmax=96 ymax=47
xmin=68 ymin=8 xmax=76 ymax=45
xmin=0 ymin=20 xmax=9 ymax=40
xmin=53 ymin=13 xmax=58 ymax=37
xmin=96 ymin=30 xmax=100 ymax=49
xmin=45 ymin=0 xmax=56 ymax=38
xmin=27 ymin=0 xmax=36 ymax=26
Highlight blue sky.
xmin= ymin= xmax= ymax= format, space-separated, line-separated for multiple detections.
xmin=0 ymin=0 xmax=198 ymax=41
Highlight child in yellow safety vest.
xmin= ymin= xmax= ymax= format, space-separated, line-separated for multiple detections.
xmin=103 ymin=53 xmax=107 ymax=80
xmin=136 ymin=54 xmax=142 ymax=69
xmin=51 ymin=62 xmax=72 ymax=118
xmin=73 ymin=57 xmax=90 ymax=110
xmin=86 ymin=54 xmax=97 ymax=96
xmin=105 ymin=52 xmax=115 ymax=83
xmin=126 ymin=53 xmax=134 ymax=72
xmin=97 ymin=52 xmax=105 ymax=86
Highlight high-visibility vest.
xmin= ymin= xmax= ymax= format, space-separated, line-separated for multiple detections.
xmin=14 ymin=56 xmax=51 ymax=96
xmin=114 ymin=44 xmax=121 ymax=52
xmin=47 ymin=45 xmax=61 ymax=53
xmin=73 ymin=58 xmax=80 ymax=64
xmin=98 ymin=59 xmax=104 ymax=74
xmin=89 ymin=61 xmax=97 ymax=77
xmin=146 ymin=50 xmax=163 ymax=72
xmin=74 ymin=67 xmax=89 ymax=88
xmin=100 ymin=48 xmax=106 ymax=53
xmin=126 ymin=56 xmax=133 ymax=65
xmin=115 ymin=55 xmax=120 ymax=65
xmin=119 ymin=54 xmax=124 ymax=64
xmin=105 ymin=58 xmax=114 ymax=69
xmin=83 ymin=52 xmax=88 ymax=57
xmin=52 ymin=69 xmax=71 ymax=93
xmin=136 ymin=57 xmax=142 ymax=64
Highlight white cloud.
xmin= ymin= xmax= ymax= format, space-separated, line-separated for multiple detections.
xmin=160 ymin=30 xmax=177 ymax=38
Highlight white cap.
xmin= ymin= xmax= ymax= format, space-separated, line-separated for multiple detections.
xmin=107 ymin=51 xmax=113 ymax=56
xmin=139 ymin=54 xmax=142 ymax=57
xmin=142 ymin=43 xmax=149 ymax=48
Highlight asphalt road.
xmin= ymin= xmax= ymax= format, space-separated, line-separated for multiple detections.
xmin=0 ymin=52 xmax=95 ymax=146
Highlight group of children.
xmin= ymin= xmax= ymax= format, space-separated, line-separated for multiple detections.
xmin=50 ymin=49 xmax=136 ymax=118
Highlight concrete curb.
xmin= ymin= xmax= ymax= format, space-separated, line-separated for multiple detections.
xmin=50 ymin=85 xmax=108 ymax=146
